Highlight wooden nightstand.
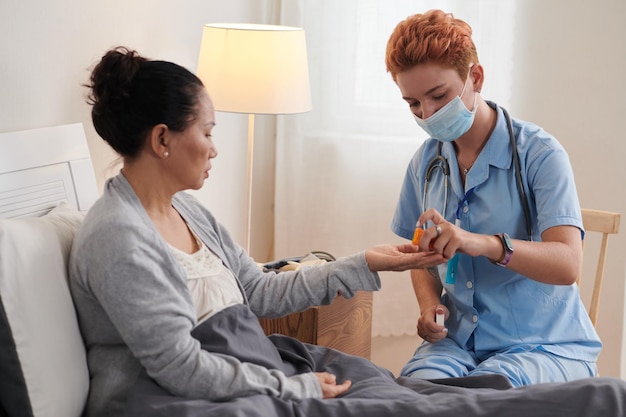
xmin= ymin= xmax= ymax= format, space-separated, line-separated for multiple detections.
xmin=258 ymin=291 xmax=373 ymax=359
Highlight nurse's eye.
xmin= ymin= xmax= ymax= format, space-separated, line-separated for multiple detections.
xmin=433 ymin=93 xmax=446 ymax=101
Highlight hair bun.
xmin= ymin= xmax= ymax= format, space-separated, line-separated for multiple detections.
xmin=87 ymin=46 xmax=147 ymax=109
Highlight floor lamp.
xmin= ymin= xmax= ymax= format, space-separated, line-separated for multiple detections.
xmin=197 ymin=23 xmax=312 ymax=254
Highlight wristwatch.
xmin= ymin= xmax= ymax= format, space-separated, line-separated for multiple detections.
xmin=494 ymin=233 xmax=514 ymax=267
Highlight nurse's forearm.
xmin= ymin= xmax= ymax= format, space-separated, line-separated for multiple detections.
xmin=411 ymin=268 xmax=443 ymax=310
xmin=485 ymin=225 xmax=582 ymax=285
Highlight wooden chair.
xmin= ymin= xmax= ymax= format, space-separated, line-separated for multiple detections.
xmin=578 ymin=208 xmax=621 ymax=327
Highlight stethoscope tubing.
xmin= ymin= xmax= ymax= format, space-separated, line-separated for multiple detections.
xmin=421 ymin=104 xmax=532 ymax=241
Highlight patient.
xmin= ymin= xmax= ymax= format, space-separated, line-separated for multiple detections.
xmin=69 ymin=46 xmax=626 ymax=417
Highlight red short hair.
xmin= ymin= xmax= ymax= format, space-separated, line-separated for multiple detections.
xmin=385 ymin=9 xmax=479 ymax=81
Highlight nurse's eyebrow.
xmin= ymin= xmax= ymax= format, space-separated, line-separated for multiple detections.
xmin=425 ymin=83 xmax=446 ymax=96
xmin=401 ymin=83 xmax=446 ymax=102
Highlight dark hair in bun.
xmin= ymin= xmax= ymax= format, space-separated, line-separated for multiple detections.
xmin=86 ymin=46 xmax=204 ymax=157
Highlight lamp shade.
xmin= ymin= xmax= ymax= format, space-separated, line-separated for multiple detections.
xmin=197 ymin=23 xmax=312 ymax=115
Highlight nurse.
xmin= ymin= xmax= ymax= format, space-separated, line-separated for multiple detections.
xmin=385 ymin=9 xmax=600 ymax=387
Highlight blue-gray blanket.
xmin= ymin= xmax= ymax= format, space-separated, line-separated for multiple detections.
xmin=124 ymin=304 xmax=625 ymax=417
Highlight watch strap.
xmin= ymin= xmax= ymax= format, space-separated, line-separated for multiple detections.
xmin=495 ymin=233 xmax=513 ymax=267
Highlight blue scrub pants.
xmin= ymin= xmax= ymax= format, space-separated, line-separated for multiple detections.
xmin=400 ymin=338 xmax=597 ymax=387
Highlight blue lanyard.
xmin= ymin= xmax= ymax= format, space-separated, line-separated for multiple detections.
xmin=445 ymin=188 xmax=474 ymax=284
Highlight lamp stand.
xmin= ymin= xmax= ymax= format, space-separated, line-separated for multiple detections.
xmin=244 ymin=113 xmax=255 ymax=254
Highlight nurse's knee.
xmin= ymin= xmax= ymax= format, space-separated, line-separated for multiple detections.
xmin=400 ymin=353 xmax=469 ymax=379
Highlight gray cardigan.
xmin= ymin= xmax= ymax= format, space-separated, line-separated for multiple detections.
xmin=69 ymin=173 xmax=381 ymax=417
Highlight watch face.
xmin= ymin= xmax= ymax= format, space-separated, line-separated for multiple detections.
xmin=502 ymin=233 xmax=514 ymax=252
xmin=495 ymin=233 xmax=514 ymax=267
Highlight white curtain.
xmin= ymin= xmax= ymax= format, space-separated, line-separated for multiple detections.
xmin=276 ymin=0 xmax=517 ymax=337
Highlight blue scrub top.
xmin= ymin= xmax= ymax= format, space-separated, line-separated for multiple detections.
xmin=391 ymin=102 xmax=601 ymax=362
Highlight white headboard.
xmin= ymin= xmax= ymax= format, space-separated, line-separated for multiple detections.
xmin=0 ymin=123 xmax=99 ymax=218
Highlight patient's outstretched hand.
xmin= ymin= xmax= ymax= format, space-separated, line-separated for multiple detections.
xmin=365 ymin=244 xmax=446 ymax=272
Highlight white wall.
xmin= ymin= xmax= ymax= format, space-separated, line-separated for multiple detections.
xmin=0 ymin=0 xmax=273 ymax=252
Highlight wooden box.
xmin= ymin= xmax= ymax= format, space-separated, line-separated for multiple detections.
xmin=259 ymin=291 xmax=373 ymax=359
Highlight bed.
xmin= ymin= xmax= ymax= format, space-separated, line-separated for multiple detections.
xmin=0 ymin=123 xmax=374 ymax=416
xmin=1 ymin=124 xmax=625 ymax=417
xmin=0 ymin=123 xmax=97 ymax=417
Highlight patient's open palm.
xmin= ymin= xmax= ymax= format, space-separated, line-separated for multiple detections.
xmin=365 ymin=244 xmax=446 ymax=272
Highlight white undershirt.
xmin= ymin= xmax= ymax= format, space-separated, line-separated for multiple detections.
xmin=168 ymin=238 xmax=244 ymax=324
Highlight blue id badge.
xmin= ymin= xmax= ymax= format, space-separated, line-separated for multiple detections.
xmin=445 ymin=254 xmax=459 ymax=284
xmin=445 ymin=218 xmax=462 ymax=284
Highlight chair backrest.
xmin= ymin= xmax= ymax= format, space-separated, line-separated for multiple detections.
xmin=578 ymin=208 xmax=621 ymax=327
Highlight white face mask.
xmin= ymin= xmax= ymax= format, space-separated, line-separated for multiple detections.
xmin=413 ymin=68 xmax=477 ymax=142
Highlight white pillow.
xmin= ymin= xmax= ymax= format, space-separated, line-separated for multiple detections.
xmin=0 ymin=202 xmax=88 ymax=417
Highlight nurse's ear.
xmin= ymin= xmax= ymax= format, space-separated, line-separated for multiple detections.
xmin=469 ymin=63 xmax=485 ymax=94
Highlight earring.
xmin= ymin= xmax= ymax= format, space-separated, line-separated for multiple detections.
xmin=163 ymin=151 xmax=169 ymax=158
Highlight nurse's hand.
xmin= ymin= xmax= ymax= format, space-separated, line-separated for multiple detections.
xmin=416 ymin=208 xmax=482 ymax=259
xmin=365 ymin=244 xmax=446 ymax=272
xmin=417 ymin=304 xmax=448 ymax=343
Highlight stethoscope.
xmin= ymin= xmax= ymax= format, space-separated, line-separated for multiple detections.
xmin=422 ymin=104 xmax=533 ymax=242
